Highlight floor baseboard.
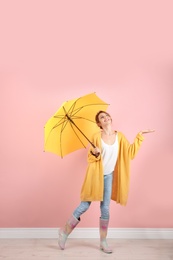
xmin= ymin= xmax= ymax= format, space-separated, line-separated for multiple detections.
xmin=0 ymin=228 xmax=173 ymax=239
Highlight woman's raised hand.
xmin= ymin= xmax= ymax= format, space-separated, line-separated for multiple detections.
xmin=140 ymin=129 xmax=155 ymax=134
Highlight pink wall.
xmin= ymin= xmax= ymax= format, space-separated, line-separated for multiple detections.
xmin=0 ymin=0 xmax=173 ymax=228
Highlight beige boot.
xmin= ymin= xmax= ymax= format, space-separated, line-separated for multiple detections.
xmin=58 ymin=215 xmax=80 ymax=250
xmin=99 ymin=218 xmax=112 ymax=254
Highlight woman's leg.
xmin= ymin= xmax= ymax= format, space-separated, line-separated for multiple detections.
xmin=100 ymin=173 xmax=113 ymax=253
xmin=73 ymin=201 xmax=91 ymax=219
xmin=58 ymin=201 xmax=91 ymax=250
xmin=100 ymin=173 xmax=113 ymax=219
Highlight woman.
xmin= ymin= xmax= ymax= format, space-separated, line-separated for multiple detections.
xmin=58 ymin=110 xmax=154 ymax=253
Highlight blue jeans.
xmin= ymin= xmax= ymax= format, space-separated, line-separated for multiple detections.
xmin=73 ymin=172 xmax=113 ymax=220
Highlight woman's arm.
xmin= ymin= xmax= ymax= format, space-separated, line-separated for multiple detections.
xmin=127 ymin=129 xmax=155 ymax=159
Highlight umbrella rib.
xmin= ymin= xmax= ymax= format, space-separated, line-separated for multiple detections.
xmin=63 ymin=95 xmax=107 ymax=117
xmin=68 ymin=103 xmax=108 ymax=119
xmin=44 ymin=117 xmax=69 ymax=156
xmin=70 ymin=116 xmax=95 ymax=123
xmin=52 ymin=119 xmax=68 ymax=130
xmin=68 ymin=121 xmax=88 ymax=149
xmin=59 ymin=117 xmax=69 ymax=158
xmin=44 ymin=94 xmax=109 ymax=157
xmin=64 ymin=110 xmax=95 ymax=148
xmin=58 ymin=115 xmax=92 ymax=157
xmin=54 ymin=113 xmax=89 ymax=157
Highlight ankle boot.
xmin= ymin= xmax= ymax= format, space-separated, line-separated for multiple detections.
xmin=58 ymin=214 xmax=80 ymax=250
xmin=99 ymin=218 xmax=112 ymax=254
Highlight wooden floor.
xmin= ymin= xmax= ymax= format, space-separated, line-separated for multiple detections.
xmin=0 ymin=239 xmax=173 ymax=260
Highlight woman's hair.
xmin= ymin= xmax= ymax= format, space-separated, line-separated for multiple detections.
xmin=95 ymin=110 xmax=111 ymax=129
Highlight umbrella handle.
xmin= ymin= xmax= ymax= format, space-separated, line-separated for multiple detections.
xmin=90 ymin=144 xmax=100 ymax=157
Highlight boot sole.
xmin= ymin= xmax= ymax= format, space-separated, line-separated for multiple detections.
xmin=100 ymin=246 xmax=113 ymax=254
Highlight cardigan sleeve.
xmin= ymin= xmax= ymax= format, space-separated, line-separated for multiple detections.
xmin=120 ymin=132 xmax=144 ymax=160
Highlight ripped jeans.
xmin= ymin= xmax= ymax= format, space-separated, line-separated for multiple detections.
xmin=73 ymin=172 xmax=113 ymax=220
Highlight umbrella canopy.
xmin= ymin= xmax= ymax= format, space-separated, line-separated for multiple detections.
xmin=44 ymin=92 xmax=109 ymax=157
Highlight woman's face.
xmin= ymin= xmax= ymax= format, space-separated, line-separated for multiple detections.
xmin=97 ymin=112 xmax=112 ymax=128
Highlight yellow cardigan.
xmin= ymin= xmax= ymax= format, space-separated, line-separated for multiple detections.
xmin=80 ymin=131 xmax=144 ymax=205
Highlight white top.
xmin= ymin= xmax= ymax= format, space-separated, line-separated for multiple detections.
xmin=101 ymin=135 xmax=119 ymax=175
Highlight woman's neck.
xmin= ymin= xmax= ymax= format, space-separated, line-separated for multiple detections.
xmin=102 ymin=127 xmax=114 ymax=136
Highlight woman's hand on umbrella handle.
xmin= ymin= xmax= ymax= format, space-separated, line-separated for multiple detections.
xmin=139 ymin=129 xmax=155 ymax=135
xmin=95 ymin=152 xmax=100 ymax=157
xmin=92 ymin=147 xmax=101 ymax=157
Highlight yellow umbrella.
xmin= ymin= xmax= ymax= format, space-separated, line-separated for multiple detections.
xmin=44 ymin=93 xmax=109 ymax=157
